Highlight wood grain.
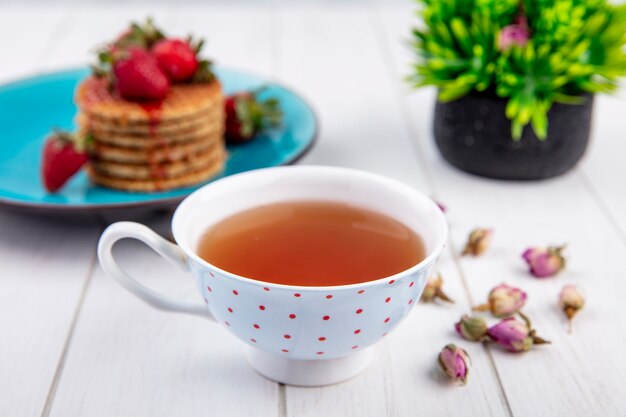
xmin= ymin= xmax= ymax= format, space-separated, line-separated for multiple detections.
xmin=378 ymin=5 xmax=626 ymax=416
xmin=0 ymin=7 xmax=69 ymax=81
xmin=1 ymin=3 xmax=626 ymax=417
xmin=276 ymin=6 xmax=510 ymax=416
xmin=42 ymin=7 xmax=281 ymax=417
xmin=0 ymin=210 xmax=99 ymax=417
xmin=578 ymin=94 xmax=626 ymax=241
xmin=0 ymin=7 xmax=101 ymax=417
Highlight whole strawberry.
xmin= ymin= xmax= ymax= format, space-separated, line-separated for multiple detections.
xmin=92 ymin=18 xmax=214 ymax=99
xmin=152 ymin=39 xmax=198 ymax=83
xmin=113 ymin=47 xmax=170 ymax=101
xmin=41 ymin=131 xmax=89 ymax=193
xmin=225 ymin=91 xmax=283 ymax=144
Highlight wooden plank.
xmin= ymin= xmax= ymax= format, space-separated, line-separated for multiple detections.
xmin=169 ymin=4 xmax=275 ymax=78
xmin=46 ymin=7 xmax=280 ymax=417
xmin=0 ymin=7 xmax=69 ymax=81
xmin=578 ymin=94 xmax=626 ymax=240
xmin=0 ymin=6 xmax=103 ymax=417
xmin=42 ymin=6 xmax=174 ymax=71
xmin=277 ymin=6 xmax=510 ymax=416
xmin=48 ymin=235 xmax=280 ymax=417
xmin=378 ymin=5 xmax=626 ymax=415
xmin=0 ymin=211 xmax=99 ymax=417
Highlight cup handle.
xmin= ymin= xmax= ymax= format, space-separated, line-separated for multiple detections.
xmin=98 ymin=221 xmax=215 ymax=321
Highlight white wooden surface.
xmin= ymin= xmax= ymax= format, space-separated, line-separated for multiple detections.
xmin=1 ymin=3 xmax=625 ymax=417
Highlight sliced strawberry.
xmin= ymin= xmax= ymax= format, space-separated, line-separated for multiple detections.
xmin=113 ymin=47 xmax=170 ymax=101
xmin=152 ymin=39 xmax=199 ymax=83
xmin=41 ymin=131 xmax=89 ymax=193
xmin=224 ymin=91 xmax=283 ymax=144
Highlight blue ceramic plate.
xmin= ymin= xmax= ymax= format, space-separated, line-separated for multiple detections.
xmin=0 ymin=67 xmax=317 ymax=212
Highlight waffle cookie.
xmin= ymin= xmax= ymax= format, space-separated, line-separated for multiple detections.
xmin=87 ymin=157 xmax=225 ymax=192
xmin=76 ymin=77 xmax=223 ymax=123
xmin=76 ymin=76 xmax=227 ymax=192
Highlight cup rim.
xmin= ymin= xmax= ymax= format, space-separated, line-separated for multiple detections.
xmin=172 ymin=166 xmax=448 ymax=291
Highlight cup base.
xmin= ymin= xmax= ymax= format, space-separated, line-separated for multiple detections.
xmin=245 ymin=346 xmax=375 ymax=387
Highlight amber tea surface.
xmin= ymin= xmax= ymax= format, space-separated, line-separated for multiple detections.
xmin=197 ymin=200 xmax=426 ymax=286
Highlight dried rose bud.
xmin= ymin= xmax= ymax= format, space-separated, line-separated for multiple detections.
xmin=455 ymin=315 xmax=488 ymax=342
xmin=498 ymin=15 xmax=530 ymax=50
xmin=421 ymin=273 xmax=454 ymax=304
xmin=462 ymin=228 xmax=493 ymax=256
xmin=487 ymin=314 xmax=549 ymax=353
xmin=559 ymin=284 xmax=585 ymax=333
xmin=437 ymin=344 xmax=470 ymax=385
xmin=522 ymin=246 xmax=566 ymax=278
xmin=474 ymin=283 xmax=527 ymax=317
xmin=498 ymin=24 xmax=530 ymax=50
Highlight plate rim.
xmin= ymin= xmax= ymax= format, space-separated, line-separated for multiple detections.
xmin=0 ymin=66 xmax=319 ymax=212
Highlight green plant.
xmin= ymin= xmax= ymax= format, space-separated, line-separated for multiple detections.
xmin=408 ymin=0 xmax=626 ymax=140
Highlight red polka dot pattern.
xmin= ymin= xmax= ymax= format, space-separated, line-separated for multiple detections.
xmin=201 ymin=268 xmax=426 ymax=359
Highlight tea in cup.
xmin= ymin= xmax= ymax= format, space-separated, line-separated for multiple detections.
xmin=98 ymin=166 xmax=448 ymax=386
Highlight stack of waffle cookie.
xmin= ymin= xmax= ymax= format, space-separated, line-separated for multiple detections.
xmin=76 ymin=77 xmax=226 ymax=192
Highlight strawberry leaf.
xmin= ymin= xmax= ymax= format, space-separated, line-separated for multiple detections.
xmin=192 ymin=59 xmax=215 ymax=83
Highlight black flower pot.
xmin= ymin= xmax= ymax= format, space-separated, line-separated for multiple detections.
xmin=433 ymin=92 xmax=594 ymax=180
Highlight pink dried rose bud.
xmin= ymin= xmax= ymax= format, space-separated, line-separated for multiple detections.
xmin=474 ymin=283 xmax=527 ymax=317
xmin=498 ymin=15 xmax=530 ymax=50
xmin=462 ymin=228 xmax=493 ymax=256
xmin=438 ymin=344 xmax=471 ymax=385
xmin=522 ymin=246 xmax=566 ymax=278
xmin=487 ymin=315 xmax=549 ymax=353
xmin=559 ymin=284 xmax=585 ymax=332
xmin=421 ymin=273 xmax=454 ymax=304
xmin=455 ymin=315 xmax=488 ymax=342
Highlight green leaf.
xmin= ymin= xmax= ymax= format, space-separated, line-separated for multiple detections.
xmin=511 ymin=120 xmax=523 ymax=141
xmin=407 ymin=0 xmax=626 ymax=142
xmin=450 ymin=18 xmax=472 ymax=54
xmin=531 ymin=108 xmax=548 ymax=140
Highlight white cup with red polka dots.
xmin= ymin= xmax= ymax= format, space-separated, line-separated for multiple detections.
xmin=98 ymin=166 xmax=448 ymax=386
